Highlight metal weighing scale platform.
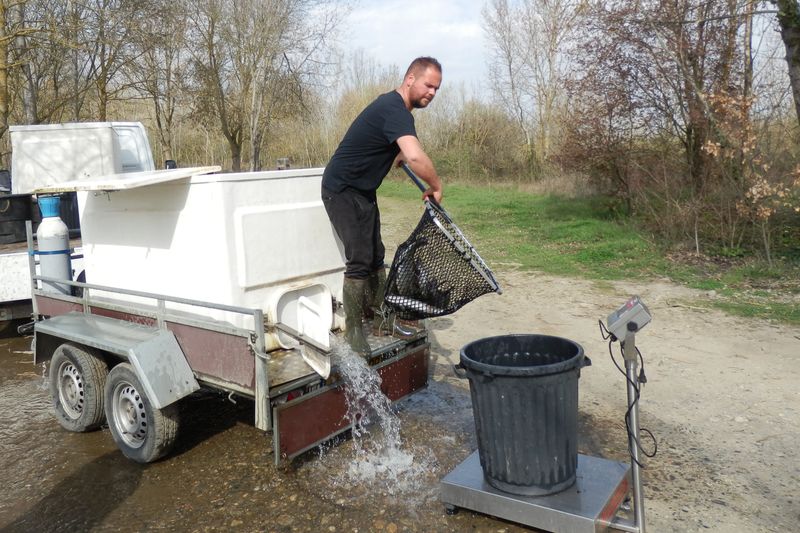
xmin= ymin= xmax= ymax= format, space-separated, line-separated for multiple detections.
xmin=440 ymin=451 xmax=632 ymax=533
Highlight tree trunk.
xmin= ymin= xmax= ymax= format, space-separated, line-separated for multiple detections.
xmin=157 ymin=124 xmax=174 ymax=162
xmin=0 ymin=2 xmax=9 ymax=166
xmin=743 ymin=2 xmax=754 ymax=99
xmin=97 ymin=75 xmax=108 ymax=122
xmin=761 ymin=220 xmax=772 ymax=268
xmin=228 ymin=138 xmax=241 ymax=172
xmin=774 ymin=0 xmax=800 ymax=126
xmin=250 ymin=131 xmax=262 ymax=171
xmin=13 ymin=3 xmax=36 ymax=123
xmin=152 ymin=96 xmax=174 ymax=164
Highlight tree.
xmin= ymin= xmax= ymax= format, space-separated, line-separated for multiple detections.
xmin=1 ymin=1 xmax=16 ymax=149
xmin=569 ymin=1 xmax=751 ymax=186
xmin=773 ymin=0 xmax=800 ymax=126
xmin=188 ymin=0 xmax=340 ymax=171
xmin=8 ymin=0 xmax=96 ymax=124
xmin=558 ymin=0 xmax=783 ymax=254
xmin=483 ymin=0 xmax=584 ymax=178
xmin=129 ymin=0 xmax=191 ymax=163
xmin=0 ymin=0 xmax=39 ymax=158
xmin=81 ymin=0 xmax=149 ymax=121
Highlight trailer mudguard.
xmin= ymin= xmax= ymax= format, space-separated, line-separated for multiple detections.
xmin=34 ymin=311 xmax=200 ymax=408
xmin=124 ymin=329 xmax=201 ymax=409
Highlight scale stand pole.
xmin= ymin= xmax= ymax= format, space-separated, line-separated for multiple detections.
xmin=622 ymin=330 xmax=646 ymax=533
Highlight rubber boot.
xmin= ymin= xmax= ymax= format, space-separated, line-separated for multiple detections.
xmin=371 ymin=269 xmax=415 ymax=338
xmin=343 ymin=277 xmax=371 ymax=355
xmin=364 ymin=272 xmax=377 ymax=320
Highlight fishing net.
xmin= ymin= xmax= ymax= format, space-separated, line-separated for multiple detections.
xmin=383 ymin=200 xmax=501 ymax=320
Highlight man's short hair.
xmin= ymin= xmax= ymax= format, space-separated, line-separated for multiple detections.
xmin=405 ymin=57 xmax=442 ymax=78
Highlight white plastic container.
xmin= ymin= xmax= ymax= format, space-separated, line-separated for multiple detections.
xmin=57 ymin=167 xmax=345 ymax=349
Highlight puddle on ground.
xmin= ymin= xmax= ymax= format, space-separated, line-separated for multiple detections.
xmin=0 ymin=331 xmax=534 ymax=532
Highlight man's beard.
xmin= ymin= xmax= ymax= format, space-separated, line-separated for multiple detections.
xmin=411 ymin=97 xmax=430 ymax=109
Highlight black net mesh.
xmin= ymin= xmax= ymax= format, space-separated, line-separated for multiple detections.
xmin=384 ymin=201 xmax=500 ymax=320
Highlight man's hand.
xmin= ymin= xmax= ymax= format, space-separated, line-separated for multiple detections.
xmin=423 ymin=187 xmax=443 ymax=204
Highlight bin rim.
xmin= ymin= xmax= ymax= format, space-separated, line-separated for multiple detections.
xmin=459 ymin=333 xmax=586 ymax=377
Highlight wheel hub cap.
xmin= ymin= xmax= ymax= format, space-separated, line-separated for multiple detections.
xmin=112 ymin=382 xmax=147 ymax=449
xmin=57 ymin=362 xmax=84 ymax=419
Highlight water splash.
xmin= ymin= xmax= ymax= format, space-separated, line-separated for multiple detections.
xmin=330 ymin=338 xmax=435 ymax=495
xmin=38 ymin=361 xmax=49 ymax=390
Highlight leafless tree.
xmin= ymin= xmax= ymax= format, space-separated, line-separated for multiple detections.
xmin=483 ymin=0 xmax=584 ymax=178
xmin=0 ymin=0 xmax=39 ymax=156
xmin=772 ymin=0 xmax=800 ymax=126
xmin=81 ymin=0 xmax=149 ymax=121
xmin=187 ymin=0 xmax=341 ymax=171
xmin=7 ymin=0 xmax=96 ymax=124
xmin=129 ymin=0 xmax=190 ymax=163
xmin=1 ymin=1 xmax=17 ymax=148
xmin=571 ymin=1 xmax=751 ymax=188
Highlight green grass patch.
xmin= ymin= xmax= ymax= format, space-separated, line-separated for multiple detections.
xmin=379 ymin=178 xmax=800 ymax=324
xmin=380 ymin=178 xmax=666 ymax=280
xmin=709 ymin=299 xmax=800 ymax=323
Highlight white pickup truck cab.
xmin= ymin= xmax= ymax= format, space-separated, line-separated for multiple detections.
xmin=1 ymin=122 xmax=155 ymax=322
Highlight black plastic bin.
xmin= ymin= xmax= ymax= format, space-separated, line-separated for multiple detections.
xmin=0 ymin=193 xmax=34 ymax=244
xmin=456 ymin=334 xmax=590 ymax=496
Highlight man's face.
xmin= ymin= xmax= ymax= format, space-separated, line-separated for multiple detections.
xmin=408 ymin=67 xmax=442 ymax=109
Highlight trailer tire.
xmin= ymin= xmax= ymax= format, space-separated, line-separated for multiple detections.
xmin=104 ymin=363 xmax=179 ymax=463
xmin=49 ymin=343 xmax=109 ymax=432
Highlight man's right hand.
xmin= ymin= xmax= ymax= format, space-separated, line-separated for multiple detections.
xmin=423 ymin=187 xmax=443 ymax=204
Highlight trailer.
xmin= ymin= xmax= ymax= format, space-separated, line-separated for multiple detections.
xmin=29 ymin=166 xmax=430 ymax=463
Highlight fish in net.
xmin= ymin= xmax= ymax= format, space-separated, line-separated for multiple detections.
xmin=383 ymin=199 xmax=501 ymax=320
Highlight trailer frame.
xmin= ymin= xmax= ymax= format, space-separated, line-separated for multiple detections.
xmin=27 ymin=221 xmax=430 ymax=464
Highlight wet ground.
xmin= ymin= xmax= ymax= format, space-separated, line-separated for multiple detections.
xmin=0 ymin=318 xmax=628 ymax=533
xmin=3 ymin=195 xmax=798 ymax=532
xmin=0 ymin=324 xmax=512 ymax=532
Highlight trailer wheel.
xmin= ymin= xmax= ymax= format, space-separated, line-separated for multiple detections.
xmin=49 ymin=343 xmax=109 ymax=432
xmin=104 ymin=363 xmax=179 ymax=463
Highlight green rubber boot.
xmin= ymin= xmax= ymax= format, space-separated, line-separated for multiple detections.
xmin=364 ymin=271 xmax=377 ymax=320
xmin=343 ymin=277 xmax=371 ymax=355
xmin=371 ymin=268 xmax=414 ymax=338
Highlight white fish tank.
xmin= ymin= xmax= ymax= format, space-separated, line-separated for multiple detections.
xmin=37 ymin=167 xmax=345 ymax=350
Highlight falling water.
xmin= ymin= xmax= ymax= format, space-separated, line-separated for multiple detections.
xmin=330 ymin=338 xmax=435 ymax=495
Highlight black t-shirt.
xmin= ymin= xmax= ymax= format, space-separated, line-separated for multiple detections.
xmin=322 ymin=91 xmax=416 ymax=195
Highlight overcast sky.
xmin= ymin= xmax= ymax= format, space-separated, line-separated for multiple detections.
xmin=341 ymin=0 xmax=490 ymax=95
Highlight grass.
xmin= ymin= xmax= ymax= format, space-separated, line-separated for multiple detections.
xmin=378 ymin=178 xmax=800 ymax=324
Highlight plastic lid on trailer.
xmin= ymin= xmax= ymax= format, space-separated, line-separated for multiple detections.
xmin=31 ymin=166 xmax=223 ymax=193
xmin=31 ymin=166 xmax=331 ymax=193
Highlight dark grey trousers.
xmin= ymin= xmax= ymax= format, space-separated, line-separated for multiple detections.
xmin=321 ymin=185 xmax=385 ymax=279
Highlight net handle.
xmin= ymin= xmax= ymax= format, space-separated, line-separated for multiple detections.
xmin=401 ymin=163 xmax=452 ymax=222
xmin=401 ymin=163 xmax=443 ymax=208
xmin=401 ymin=162 xmax=429 ymax=194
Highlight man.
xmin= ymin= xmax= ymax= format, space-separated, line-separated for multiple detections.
xmin=321 ymin=56 xmax=444 ymax=355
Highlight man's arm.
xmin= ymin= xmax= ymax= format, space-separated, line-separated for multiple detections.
xmin=396 ymin=135 xmax=443 ymax=203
